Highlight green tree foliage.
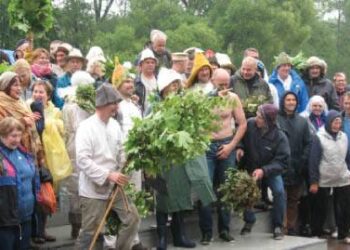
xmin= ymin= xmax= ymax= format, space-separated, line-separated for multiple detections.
xmin=128 ymin=0 xmax=189 ymax=38
xmin=208 ymin=0 xmax=315 ymax=68
xmin=49 ymin=0 xmax=96 ymax=52
xmin=0 ymin=0 xmax=22 ymax=49
xmin=273 ymin=0 xmax=314 ymax=52
xmin=7 ymin=0 xmax=54 ymax=38
xmin=3 ymin=0 xmax=350 ymax=77
xmin=176 ymin=0 xmax=214 ymax=15
xmin=309 ymin=0 xmax=349 ymax=75
xmin=334 ymin=0 xmax=350 ymax=73
xmin=93 ymin=24 xmax=142 ymax=62
xmin=165 ymin=22 xmax=222 ymax=52
xmin=92 ymin=0 xmax=221 ymax=59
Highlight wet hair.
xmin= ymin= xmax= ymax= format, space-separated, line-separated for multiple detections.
xmin=0 ymin=117 xmax=24 ymax=137
xmin=242 ymin=56 xmax=258 ymax=69
xmin=31 ymin=48 xmax=50 ymax=64
xmin=244 ymin=48 xmax=259 ymax=57
xmin=333 ymin=72 xmax=347 ymax=81
xmin=32 ymin=80 xmax=53 ymax=100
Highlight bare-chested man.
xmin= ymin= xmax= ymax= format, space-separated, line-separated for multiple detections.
xmin=199 ymin=68 xmax=247 ymax=245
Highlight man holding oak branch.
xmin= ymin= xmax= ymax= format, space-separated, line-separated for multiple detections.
xmin=236 ymin=103 xmax=290 ymax=240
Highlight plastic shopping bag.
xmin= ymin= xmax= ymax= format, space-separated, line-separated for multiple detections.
xmin=42 ymin=120 xmax=72 ymax=183
xmin=37 ymin=181 xmax=57 ymax=213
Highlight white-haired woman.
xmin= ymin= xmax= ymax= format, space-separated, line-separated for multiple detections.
xmin=300 ymin=95 xmax=334 ymax=237
xmin=301 ymin=95 xmax=328 ymax=134
xmin=309 ymin=111 xmax=350 ymax=243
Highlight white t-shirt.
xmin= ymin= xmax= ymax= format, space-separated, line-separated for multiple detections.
xmin=278 ymin=74 xmax=292 ymax=91
xmin=141 ymin=74 xmax=157 ymax=94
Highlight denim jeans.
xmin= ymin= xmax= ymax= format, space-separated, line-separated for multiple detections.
xmin=0 ymin=220 xmax=32 ymax=250
xmin=244 ymin=175 xmax=285 ymax=228
xmin=199 ymin=136 xmax=235 ymax=236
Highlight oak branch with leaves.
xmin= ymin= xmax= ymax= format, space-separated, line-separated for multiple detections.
xmin=218 ymin=169 xmax=261 ymax=216
xmin=124 ymin=90 xmax=234 ymax=177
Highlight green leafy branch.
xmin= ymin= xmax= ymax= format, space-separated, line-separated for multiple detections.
xmin=241 ymin=95 xmax=268 ymax=118
xmin=218 ymin=168 xmax=261 ymax=217
xmin=290 ymin=51 xmax=308 ymax=72
xmin=124 ymin=90 xmax=233 ymax=177
xmin=75 ymin=85 xmax=96 ymax=114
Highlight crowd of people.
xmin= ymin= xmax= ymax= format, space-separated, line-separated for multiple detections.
xmin=1 ymin=28 xmax=350 ymax=250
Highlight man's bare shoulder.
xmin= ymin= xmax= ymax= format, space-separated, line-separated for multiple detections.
xmin=227 ymin=91 xmax=240 ymax=100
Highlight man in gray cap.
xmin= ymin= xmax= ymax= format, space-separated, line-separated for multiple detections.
xmin=75 ymin=84 xmax=142 ymax=250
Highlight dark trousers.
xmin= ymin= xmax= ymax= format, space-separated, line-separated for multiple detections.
xmin=284 ymin=185 xmax=303 ymax=233
xmin=324 ymin=194 xmax=336 ymax=232
xmin=310 ymin=185 xmax=350 ymax=239
xmin=0 ymin=220 xmax=32 ymax=250
xmin=32 ymin=204 xmax=48 ymax=238
xmin=298 ymin=194 xmax=312 ymax=231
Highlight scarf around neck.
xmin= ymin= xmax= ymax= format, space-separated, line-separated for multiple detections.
xmin=0 ymin=92 xmax=42 ymax=162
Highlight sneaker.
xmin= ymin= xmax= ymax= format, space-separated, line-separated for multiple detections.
xmin=219 ymin=231 xmax=235 ymax=242
xmin=200 ymin=233 xmax=212 ymax=245
xmin=331 ymin=230 xmax=338 ymax=239
xmin=240 ymin=222 xmax=254 ymax=235
xmin=273 ymin=227 xmax=284 ymax=240
xmin=344 ymin=237 xmax=350 ymax=244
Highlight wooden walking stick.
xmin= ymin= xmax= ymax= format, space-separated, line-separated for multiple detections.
xmin=88 ymin=185 xmax=120 ymax=250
